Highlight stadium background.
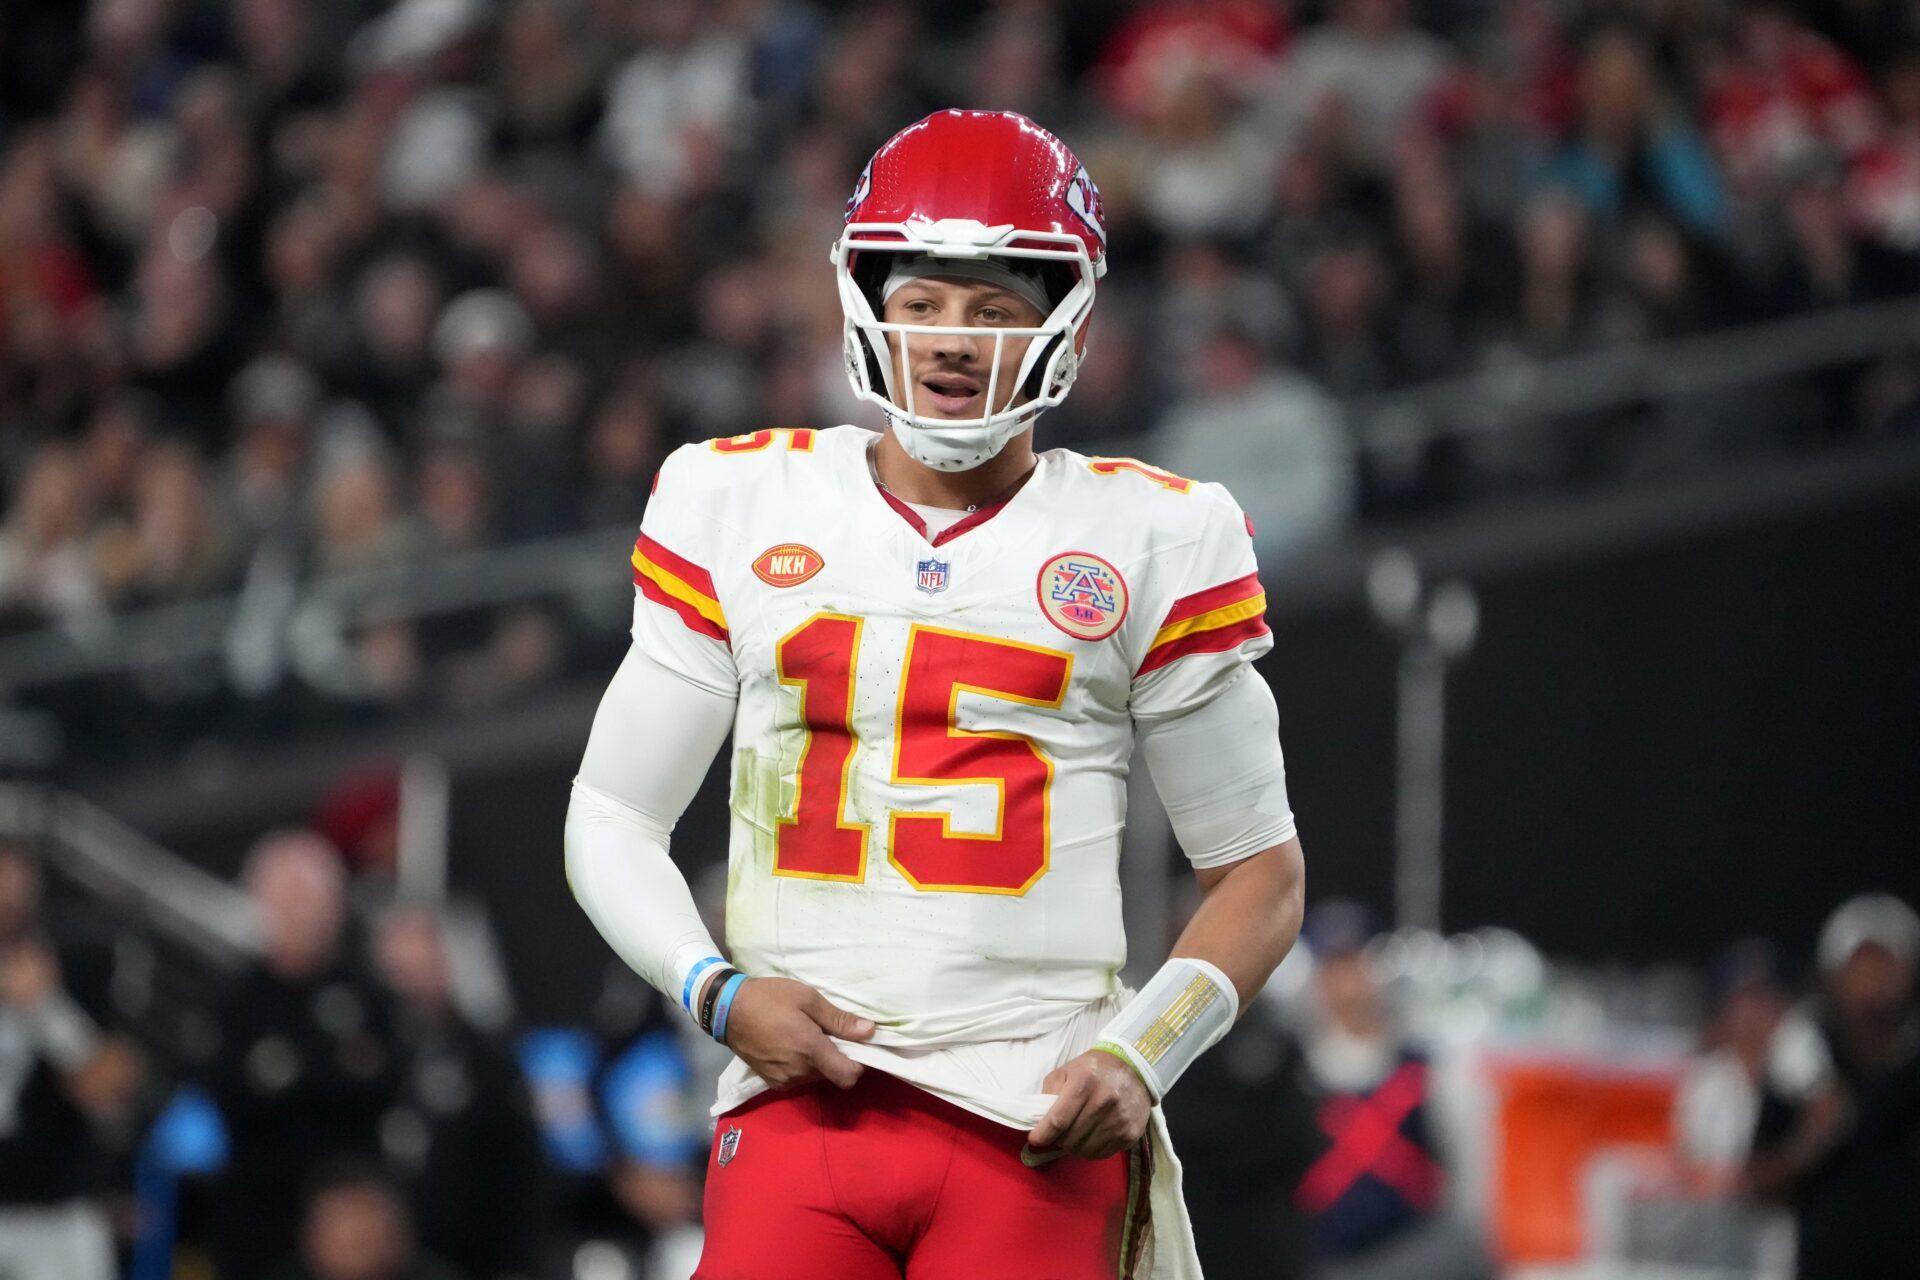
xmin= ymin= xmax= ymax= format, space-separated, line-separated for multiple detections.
xmin=1 ymin=0 xmax=1917 ymax=1278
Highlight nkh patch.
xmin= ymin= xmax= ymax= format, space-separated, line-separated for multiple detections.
xmin=717 ymin=1124 xmax=742 ymax=1167
xmin=916 ymin=558 xmax=951 ymax=595
xmin=753 ymin=543 xmax=825 ymax=587
xmin=1037 ymin=552 xmax=1128 ymax=641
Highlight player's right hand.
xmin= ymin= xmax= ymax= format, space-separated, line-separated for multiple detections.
xmin=722 ymin=976 xmax=876 ymax=1090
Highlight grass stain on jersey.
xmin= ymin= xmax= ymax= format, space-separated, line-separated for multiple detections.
xmin=723 ymin=746 xmax=784 ymax=961
xmin=730 ymin=747 xmax=781 ymax=854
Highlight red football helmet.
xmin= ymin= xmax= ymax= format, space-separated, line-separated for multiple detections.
xmin=832 ymin=110 xmax=1108 ymax=470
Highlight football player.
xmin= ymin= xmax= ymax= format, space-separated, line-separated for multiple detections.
xmin=567 ymin=110 xmax=1305 ymax=1279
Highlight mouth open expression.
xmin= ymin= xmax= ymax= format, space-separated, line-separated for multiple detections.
xmin=916 ymin=371 xmax=985 ymax=417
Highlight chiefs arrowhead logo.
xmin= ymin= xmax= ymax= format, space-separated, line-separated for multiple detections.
xmin=753 ymin=543 xmax=824 ymax=588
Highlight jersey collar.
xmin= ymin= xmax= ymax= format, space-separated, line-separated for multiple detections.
xmin=873 ymin=486 xmax=1013 ymax=548
xmin=858 ymin=431 xmax=1045 ymax=550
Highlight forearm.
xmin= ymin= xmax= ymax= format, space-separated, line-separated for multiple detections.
xmin=566 ymin=782 xmax=722 ymax=997
xmin=1747 ymin=1087 xmax=1849 ymax=1202
xmin=7 ymin=985 xmax=141 ymax=1126
xmin=23 ymin=988 xmax=101 ymax=1071
xmin=1096 ymin=671 xmax=1304 ymax=1099
xmin=1138 ymin=668 xmax=1303 ymax=1006
xmin=568 ymin=645 xmax=737 ymax=1006
xmin=26 ymin=991 xmax=120 ymax=1121
xmin=1171 ymin=837 xmax=1305 ymax=1007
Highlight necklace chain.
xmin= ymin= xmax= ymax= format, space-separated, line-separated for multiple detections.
xmin=866 ymin=438 xmax=1025 ymax=514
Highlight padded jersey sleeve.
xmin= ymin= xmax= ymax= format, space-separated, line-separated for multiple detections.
xmin=1129 ymin=482 xmax=1273 ymax=722
xmin=629 ymin=444 xmax=739 ymax=697
xmin=1136 ymin=667 xmax=1296 ymax=869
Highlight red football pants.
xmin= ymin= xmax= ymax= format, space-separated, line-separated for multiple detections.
xmin=694 ymin=1070 xmax=1141 ymax=1279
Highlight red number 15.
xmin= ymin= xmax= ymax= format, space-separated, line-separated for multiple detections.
xmin=774 ymin=615 xmax=1072 ymax=896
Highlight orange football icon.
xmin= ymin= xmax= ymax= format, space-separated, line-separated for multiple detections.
xmin=753 ymin=544 xmax=825 ymax=587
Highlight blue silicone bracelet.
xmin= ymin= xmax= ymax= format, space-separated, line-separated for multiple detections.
xmin=710 ymin=973 xmax=750 ymax=1045
xmin=681 ymin=956 xmax=726 ymax=1013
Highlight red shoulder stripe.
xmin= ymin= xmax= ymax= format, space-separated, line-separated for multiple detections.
xmin=635 ymin=572 xmax=729 ymax=644
xmin=634 ymin=531 xmax=717 ymax=598
xmin=1135 ymin=613 xmax=1269 ymax=677
xmin=1160 ymin=571 xmax=1264 ymax=627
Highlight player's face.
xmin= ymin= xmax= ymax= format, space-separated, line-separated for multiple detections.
xmin=881 ymin=277 xmax=1046 ymax=419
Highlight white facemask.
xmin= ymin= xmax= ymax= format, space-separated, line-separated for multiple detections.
xmin=873 ymin=259 xmax=1058 ymax=470
xmin=831 ymin=220 xmax=1100 ymax=473
xmin=886 ymin=412 xmax=1027 ymax=471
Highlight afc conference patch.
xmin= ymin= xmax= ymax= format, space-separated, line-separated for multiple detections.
xmin=717 ymin=1124 xmax=742 ymax=1167
xmin=1037 ymin=551 xmax=1128 ymax=641
xmin=917 ymin=558 xmax=950 ymax=595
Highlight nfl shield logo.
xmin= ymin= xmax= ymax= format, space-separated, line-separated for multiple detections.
xmin=916 ymin=558 xmax=950 ymax=595
xmin=717 ymin=1125 xmax=741 ymax=1167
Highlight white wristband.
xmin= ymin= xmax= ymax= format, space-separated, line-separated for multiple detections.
xmin=1094 ymin=956 xmax=1238 ymax=1103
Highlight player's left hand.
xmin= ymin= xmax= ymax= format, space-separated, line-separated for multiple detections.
xmin=1026 ymin=1049 xmax=1152 ymax=1161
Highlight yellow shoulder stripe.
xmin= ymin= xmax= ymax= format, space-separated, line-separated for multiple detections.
xmin=1148 ymin=593 xmax=1267 ymax=650
xmin=631 ymin=546 xmax=728 ymax=629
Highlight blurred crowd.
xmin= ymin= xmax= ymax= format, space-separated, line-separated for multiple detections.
xmin=5 ymin=820 xmax=1917 ymax=1280
xmin=0 ymin=827 xmax=723 ymax=1280
xmin=7 ymin=0 xmax=1920 ymax=752
xmin=1172 ymin=892 xmax=1920 ymax=1280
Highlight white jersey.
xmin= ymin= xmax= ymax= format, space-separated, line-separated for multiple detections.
xmin=629 ymin=424 xmax=1275 ymax=1125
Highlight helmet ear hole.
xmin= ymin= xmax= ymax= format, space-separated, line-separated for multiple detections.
xmin=1021 ymin=333 xmax=1064 ymax=401
xmin=853 ymin=321 xmax=894 ymax=399
xmin=852 ymin=251 xmax=895 ymax=316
